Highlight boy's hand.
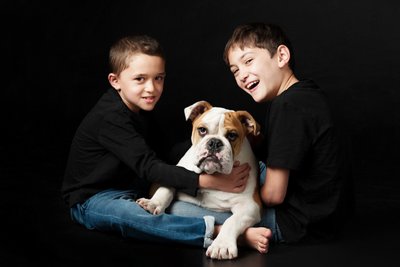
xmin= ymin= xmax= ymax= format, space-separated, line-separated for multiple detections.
xmin=199 ymin=161 xmax=250 ymax=193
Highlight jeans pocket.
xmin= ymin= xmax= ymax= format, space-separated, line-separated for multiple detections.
xmin=70 ymin=202 xmax=93 ymax=229
xmin=70 ymin=204 xmax=82 ymax=223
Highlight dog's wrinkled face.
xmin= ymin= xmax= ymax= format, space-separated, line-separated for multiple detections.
xmin=192 ymin=108 xmax=241 ymax=174
xmin=185 ymin=101 xmax=259 ymax=174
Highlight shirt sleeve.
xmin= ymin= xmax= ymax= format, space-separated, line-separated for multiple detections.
xmin=267 ymin=102 xmax=314 ymax=171
xmin=98 ymin=112 xmax=199 ymax=196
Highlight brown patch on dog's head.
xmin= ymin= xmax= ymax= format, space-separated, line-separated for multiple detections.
xmin=184 ymin=100 xmax=213 ymax=122
xmin=184 ymin=100 xmax=214 ymax=145
xmin=224 ymin=111 xmax=260 ymax=157
xmin=234 ymin=110 xmax=260 ymax=137
xmin=184 ymin=101 xmax=260 ymax=157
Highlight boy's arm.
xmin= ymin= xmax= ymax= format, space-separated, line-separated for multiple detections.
xmin=260 ymin=167 xmax=289 ymax=206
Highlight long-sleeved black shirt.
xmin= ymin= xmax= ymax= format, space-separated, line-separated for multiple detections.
xmin=62 ymin=88 xmax=199 ymax=208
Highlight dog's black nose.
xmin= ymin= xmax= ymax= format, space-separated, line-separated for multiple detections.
xmin=207 ymin=138 xmax=223 ymax=152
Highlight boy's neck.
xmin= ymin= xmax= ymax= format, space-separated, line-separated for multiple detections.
xmin=278 ymin=72 xmax=298 ymax=95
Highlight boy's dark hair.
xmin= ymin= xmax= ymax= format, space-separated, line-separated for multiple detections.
xmin=109 ymin=35 xmax=165 ymax=75
xmin=223 ymin=22 xmax=295 ymax=70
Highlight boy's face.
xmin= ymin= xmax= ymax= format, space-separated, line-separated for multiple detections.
xmin=110 ymin=53 xmax=165 ymax=112
xmin=227 ymin=46 xmax=285 ymax=102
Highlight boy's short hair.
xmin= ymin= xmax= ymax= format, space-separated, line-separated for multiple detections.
xmin=223 ymin=22 xmax=295 ymax=70
xmin=109 ymin=35 xmax=165 ymax=75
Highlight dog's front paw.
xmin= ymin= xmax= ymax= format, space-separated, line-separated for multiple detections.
xmin=136 ymin=198 xmax=165 ymax=215
xmin=206 ymin=239 xmax=238 ymax=260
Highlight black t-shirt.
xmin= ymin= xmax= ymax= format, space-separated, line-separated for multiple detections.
xmin=263 ymin=80 xmax=353 ymax=243
xmin=62 ymin=88 xmax=199 ymax=208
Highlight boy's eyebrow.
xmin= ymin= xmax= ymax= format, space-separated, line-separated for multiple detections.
xmin=240 ymin=51 xmax=253 ymax=59
xmin=229 ymin=52 xmax=253 ymax=68
xmin=134 ymin=71 xmax=166 ymax=76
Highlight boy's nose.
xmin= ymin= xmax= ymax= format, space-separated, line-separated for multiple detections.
xmin=145 ymin=81 xmax=156 ymax=92
xmin=240 ymin=73 xmax=248 ymax=83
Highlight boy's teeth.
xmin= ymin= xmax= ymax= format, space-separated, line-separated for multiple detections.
xmin=247 ymin=80 xmax=259 ymax=89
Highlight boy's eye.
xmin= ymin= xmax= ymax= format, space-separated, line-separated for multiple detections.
xmin=245 ymin=58 xmax=253 ymax=64
xmin=197 ymin=127 xmax=207 ymax=136
xmin=156 ymin=75 xmax=165 ymax=81
xmin=135 ymin=77 xmax=145 ymax=82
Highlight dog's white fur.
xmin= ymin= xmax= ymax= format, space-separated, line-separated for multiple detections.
xmin=137 ymin=100 xmax=262 ymax=260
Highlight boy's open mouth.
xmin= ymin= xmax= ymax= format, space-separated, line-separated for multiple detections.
xmin=246 ymin=80 xmax=259 ymax=90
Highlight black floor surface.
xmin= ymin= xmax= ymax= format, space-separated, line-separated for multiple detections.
xmin=2 ymin=141 xmax=399 ymax=267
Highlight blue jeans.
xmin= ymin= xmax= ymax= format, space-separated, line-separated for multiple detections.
xmin=168 ymin=161 xmax=284 ymax=243
xmin=70 ymin=162 xmax=283 ymax=246
xmin=70 ymin=189 xmax=215 ymax=247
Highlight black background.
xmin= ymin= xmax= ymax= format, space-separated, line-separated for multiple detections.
xmin=2 ymin=1 xmax=400 ymax=266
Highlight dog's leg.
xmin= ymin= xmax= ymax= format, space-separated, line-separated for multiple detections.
xmin=206 ymin=201 xmax=261 ymax=260
xmin=136 ymin=186 xmax=175 ymax=215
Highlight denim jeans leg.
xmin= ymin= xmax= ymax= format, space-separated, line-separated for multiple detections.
xmin=70 ymin=189 xmax=215 ymax=247
xmin=168 ymin=200 xmax=232 ymax=225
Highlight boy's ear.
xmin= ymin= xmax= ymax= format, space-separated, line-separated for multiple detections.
xmin=277 ymin=45 xmax=291 ymax=68
xmin=108 ymin=73 xmax=120 ymax=90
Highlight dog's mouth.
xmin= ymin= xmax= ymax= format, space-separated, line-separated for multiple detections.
xmin=197 ymin=154 xmax=223 ymax=174
xmin=198 ymin=154 xmax=221 ymax=165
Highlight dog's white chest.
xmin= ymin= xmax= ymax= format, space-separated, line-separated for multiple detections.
xmin=177 ymin=189 xmax=239 ymax=211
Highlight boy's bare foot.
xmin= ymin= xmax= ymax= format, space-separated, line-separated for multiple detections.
xmin=213 ymin=225 xmax=272 ymax=253
xmin=239 ymin=227 xmax=272 ymax=253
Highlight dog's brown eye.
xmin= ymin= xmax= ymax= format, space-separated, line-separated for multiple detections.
xmin=197 ymin=127 xmax=207 ymax=136
xmin=226 ymin=132 xmax=238 ymax=142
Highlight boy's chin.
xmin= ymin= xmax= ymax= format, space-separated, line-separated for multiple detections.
xmin=251 ymin=94 xmax=264 ymax=103
xmin=140 ymin=103 xmax=157 ymax=111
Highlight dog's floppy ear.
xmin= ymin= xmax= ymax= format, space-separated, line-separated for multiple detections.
xmin=184 ymin=100 xmax=213 ymax=122
xmin=235 ymin=110 xmax=260 ymax=136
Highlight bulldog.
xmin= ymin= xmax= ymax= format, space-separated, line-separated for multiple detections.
xmin=137 ymin=100 xmax=262 ymax=260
